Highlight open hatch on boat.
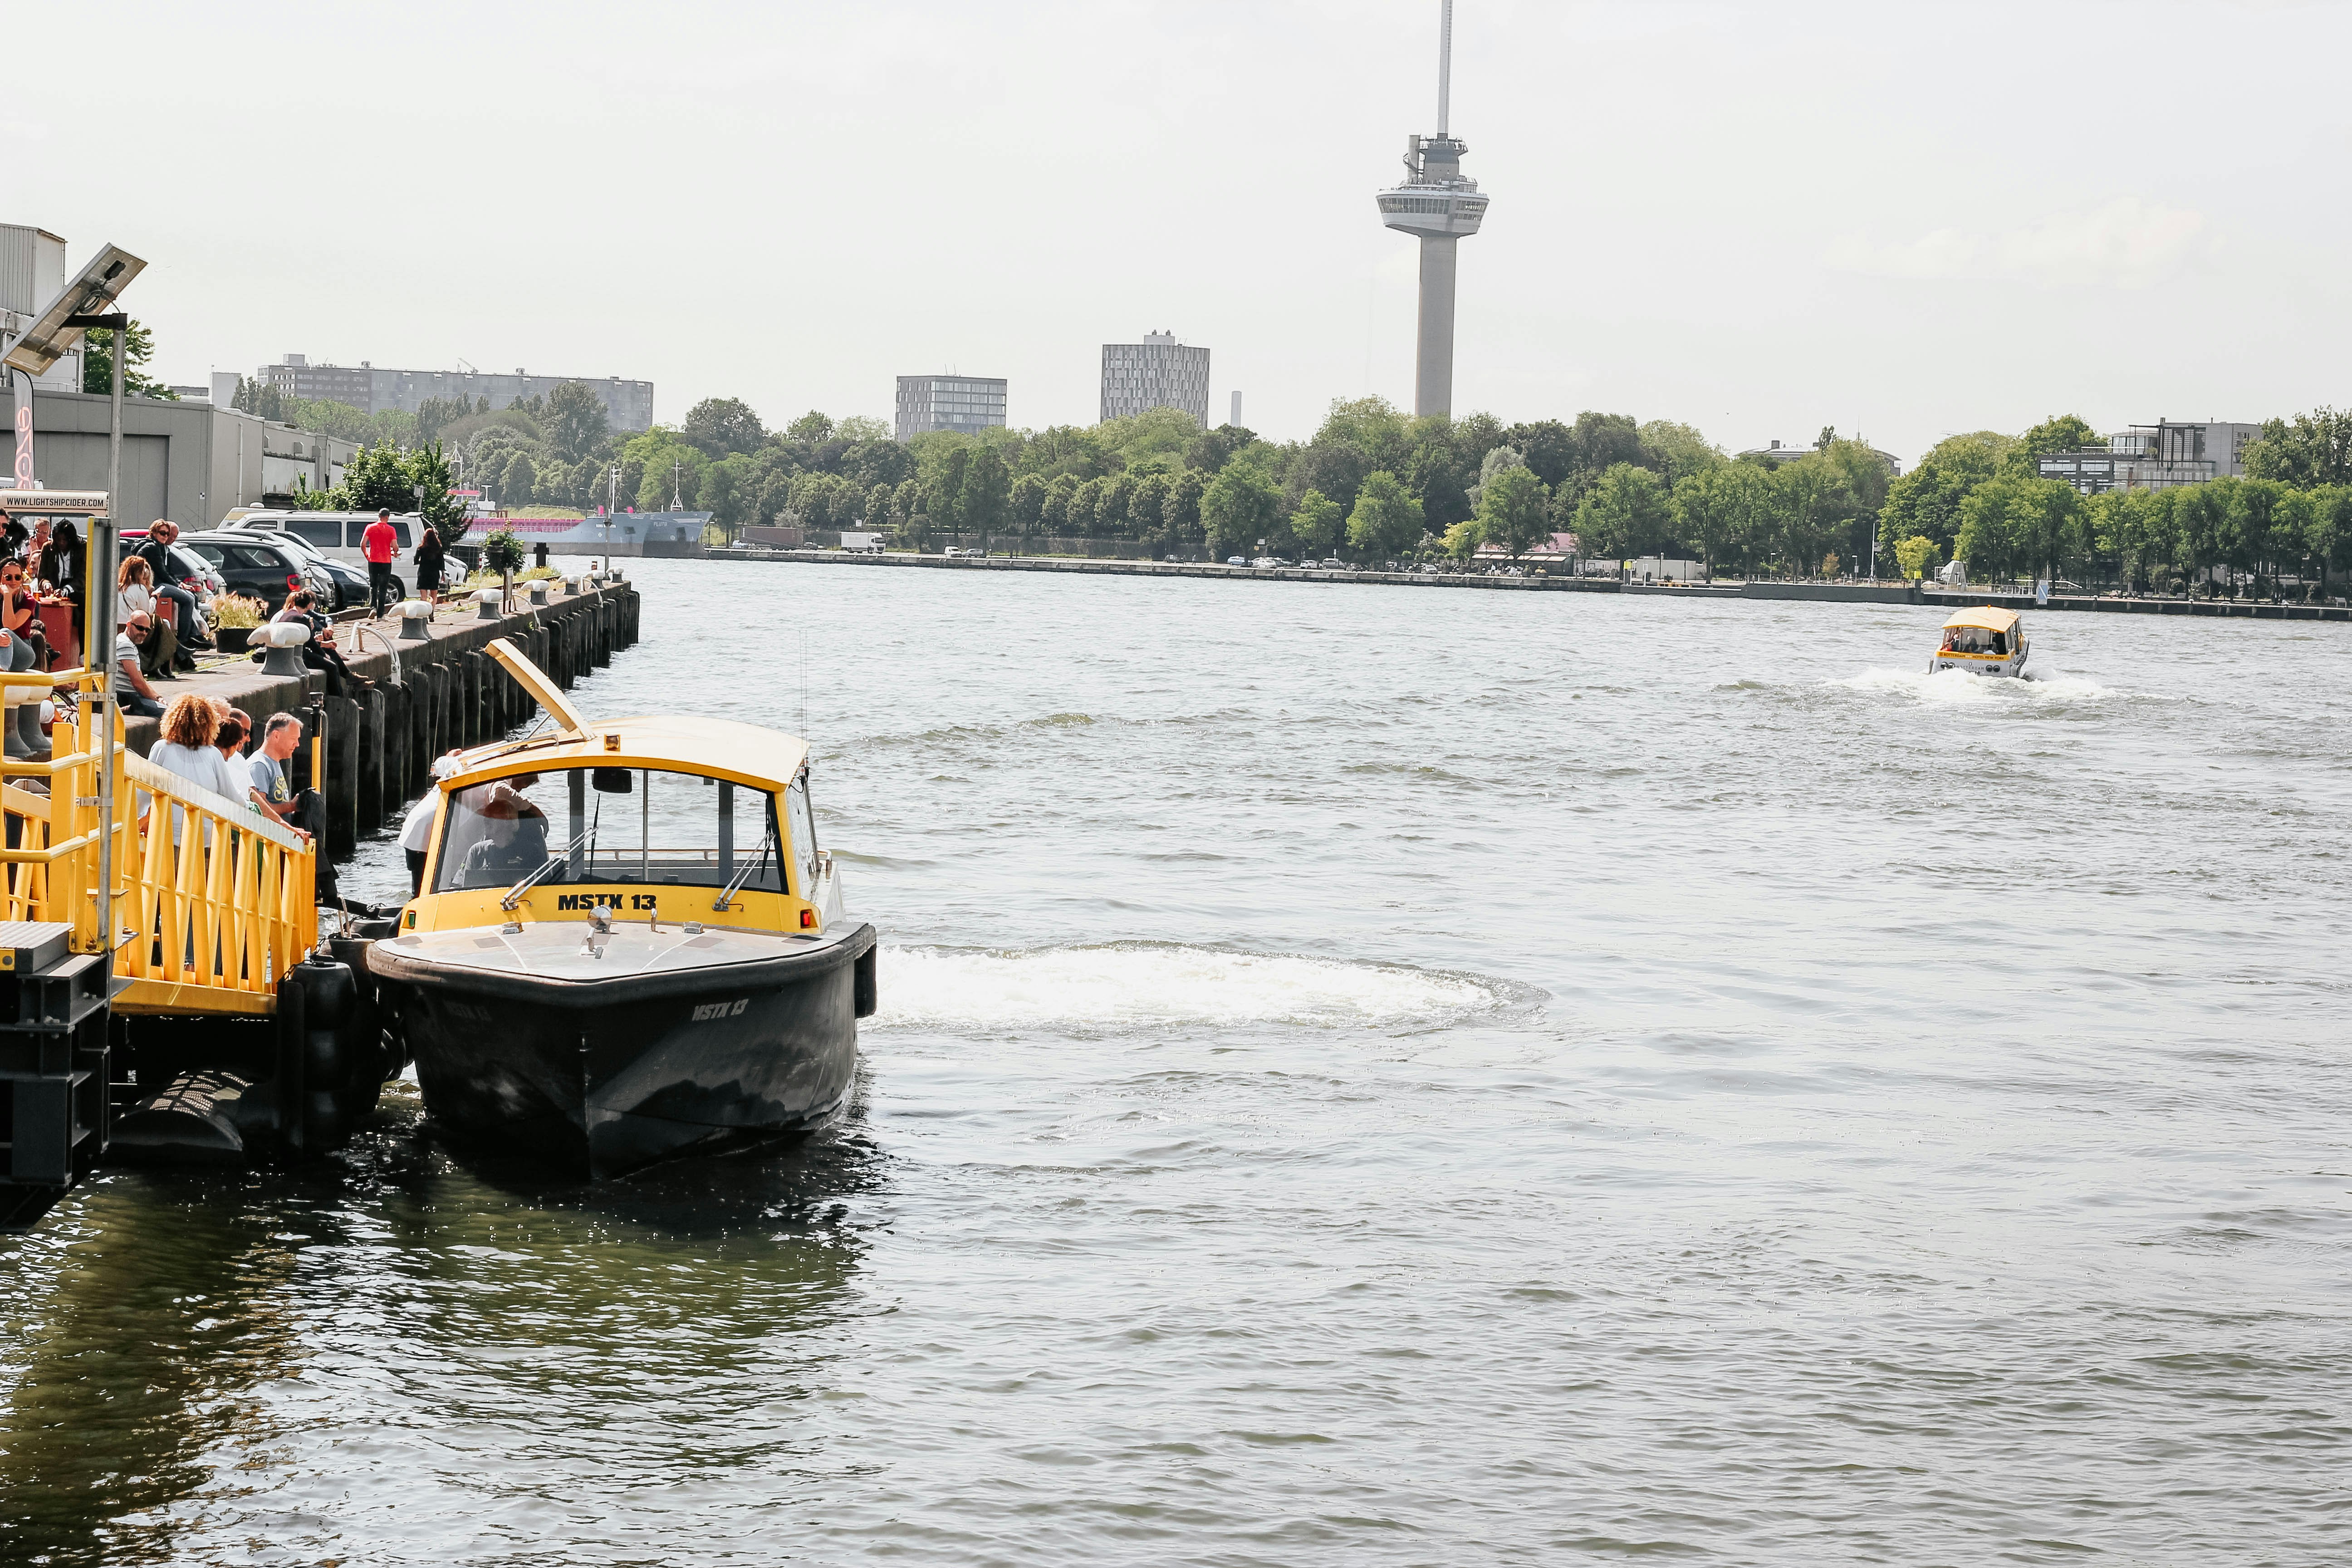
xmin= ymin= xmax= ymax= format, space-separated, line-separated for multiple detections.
xmin=364 ymin=637 xmax=877 ymax=1176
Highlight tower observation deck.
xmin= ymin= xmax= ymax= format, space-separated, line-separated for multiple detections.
xmin=1375 ymin=0 xmax=1487 ymax=417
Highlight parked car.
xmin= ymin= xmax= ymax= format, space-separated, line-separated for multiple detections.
xmin=167 ymin=544 xmax=225 ymax=599
xmin=176 ymin=532 xmax=334 ymax=612
xmin=1226 ymin=556 xmax=1247 ymax=567
xmin=219 ymin=508 xmax=419 ymax=573
xmin=216 ymin=522 xmax=391 ymax=608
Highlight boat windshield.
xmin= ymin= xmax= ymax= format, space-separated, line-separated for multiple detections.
xmin=432 ymin=767 xmax=788 ymax=896
xmin=1939 ymin=626 xmax=2009 ymax=654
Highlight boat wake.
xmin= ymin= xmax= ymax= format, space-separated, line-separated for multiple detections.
xmin=869 ymin=941 xmax=1513 ymax=1034
xmin=1832 ymin=666 xmax=2122 ymax=706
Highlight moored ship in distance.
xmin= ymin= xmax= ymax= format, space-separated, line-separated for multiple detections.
xmin=1931 ymin=607 xmax=2030 ymax=678
xmin=365 ymin=638 xmax=876 ymax=1177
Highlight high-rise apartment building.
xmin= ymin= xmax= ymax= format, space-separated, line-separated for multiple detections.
xmin=1100 ymin=331 xmax=1210 ymax=426
xmin=257 ymin=354 xmax=655 ymax=431
xmin=895 ymin=374 xmax=1008 ymax=440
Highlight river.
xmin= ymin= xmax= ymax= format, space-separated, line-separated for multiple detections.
xmin=4 ymin=558 xmax=2347 ymax=1564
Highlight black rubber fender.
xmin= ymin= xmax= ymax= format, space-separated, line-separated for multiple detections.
xmin=854 ymin=944 xmax=877 ymax=1019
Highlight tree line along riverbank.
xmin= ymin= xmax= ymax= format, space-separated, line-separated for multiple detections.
xmin=733 ymin=548 xmax=2352 ymax=623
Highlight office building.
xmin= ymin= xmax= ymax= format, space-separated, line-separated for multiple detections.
xmin=1374 ymin=3 xmax=1490 ymax=417
xmin=2038 ymin=420 xmax=2262 ymax=494
xmin=895 ymin=374 xmax=1008 ymax=440
xmin=1100 ymin=331 xmax=1210 ymax=425
xmin=257 ymin=354 xmax=655 ymax=431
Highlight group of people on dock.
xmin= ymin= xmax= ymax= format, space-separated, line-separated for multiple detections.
xmin=142 ymin=693 xmax=335 ymax=899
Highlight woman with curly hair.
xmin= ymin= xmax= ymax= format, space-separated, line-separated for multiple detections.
xmin=150 ymin=694 xmax=261 ymax=826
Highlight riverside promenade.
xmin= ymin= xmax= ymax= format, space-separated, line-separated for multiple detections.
xmin=117 ymin=573 xmax=641 ymax=875
xmin=733 ymin=547 xmax=2352 ymax=624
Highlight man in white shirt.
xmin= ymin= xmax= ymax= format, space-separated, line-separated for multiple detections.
xmin=250 ymin=711 xmax=335 ymax=905
xmin=115 ymin=614 xmax=163 ymax=718
xmin=401 ymin=753 xmax=464 ymax=895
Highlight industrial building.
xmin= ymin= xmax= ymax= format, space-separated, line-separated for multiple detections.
xmin=895 ymin=374 xmax=1008 ymax=440
xmin=4 ymin=387 xmax=355 ymax=528
xmin=257 ymin=355 xmax=655 ymax=431
xmin=2038 ymin=421 xmax=2263 ymax=493
xmin=1100 ymin=331 xmax=1210 ymax=426
xmin=0 ymin=225 xmax=88 ymax=397
xmin=4 ymin=223 xmax=354 ymax=524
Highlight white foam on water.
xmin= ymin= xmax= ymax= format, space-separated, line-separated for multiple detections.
xmin=871 ymin=942 xmax=1503 ymax=1033
xmin=1833 ymin=666 xmax=2121 ymax=706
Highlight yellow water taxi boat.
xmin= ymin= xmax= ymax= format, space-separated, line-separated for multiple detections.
xmin=1931 ymin=606 xmax=2029 ymax=678
xmin=364 ymin=638 xmax=877 ymax=1176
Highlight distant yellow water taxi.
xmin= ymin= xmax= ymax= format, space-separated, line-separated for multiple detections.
xmin=1931 ymin=606 xmax=2029 ymax=678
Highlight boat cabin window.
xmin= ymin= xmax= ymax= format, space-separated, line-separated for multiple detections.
xmin=432 ymin=767 xmax=789 ymax=896
xmin=784 ymin=774 xmax=819 ymax=895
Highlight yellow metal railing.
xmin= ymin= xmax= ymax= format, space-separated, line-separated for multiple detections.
xmin=0 ymin=669 xmax=318 ymax=1013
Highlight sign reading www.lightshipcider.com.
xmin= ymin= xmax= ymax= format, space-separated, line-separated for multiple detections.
xmin=0 ymin=490 xmax=108 ymax=516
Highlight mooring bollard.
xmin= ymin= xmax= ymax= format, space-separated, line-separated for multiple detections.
xmin=397 ymin=599 xmax=433 ymax=642
xmin=260 ymin=621 xmax=310 ymax=677
xmin=528 ymin=581 xmax=549 ymax=606
xmin=475 ymin=589 xmax=503 ymax=622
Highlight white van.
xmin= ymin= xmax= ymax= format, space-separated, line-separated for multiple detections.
xmin=220 ymin=507 xmax=424 ymax=569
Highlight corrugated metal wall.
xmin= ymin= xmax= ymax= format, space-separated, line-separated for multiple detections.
xmin=22 ymin=432 xmax=169 ymax=524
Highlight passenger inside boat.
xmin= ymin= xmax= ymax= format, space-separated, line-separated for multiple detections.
xmin=433 ymin=765 xmax=800 ymax=896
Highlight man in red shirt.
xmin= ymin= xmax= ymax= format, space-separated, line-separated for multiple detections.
xmin=362 ymin=507 xmax=399 ymax=615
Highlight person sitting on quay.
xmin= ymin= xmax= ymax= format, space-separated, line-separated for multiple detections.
xmin=0 ymin=599 xmax=46 ymax=764
xmin=130 ymin=521 xmax=205 ymax=663
xmin=116 ymin=557 xmax=178 ymax=681
xmin=1 ymin=554 xmax=50 ymax=677
xmin=39 ymin=520 xmax=83 ymax=621
xmin=261 ymin=588 xmax=369 ymax=697
xmin=115 ymin=613 xmax=164 ymax=719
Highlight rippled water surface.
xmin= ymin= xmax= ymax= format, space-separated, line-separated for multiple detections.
xmin=6 ymin=561 xmax=2350 ymax=1564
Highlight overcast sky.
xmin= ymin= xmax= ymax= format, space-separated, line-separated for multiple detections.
xmin=17 ymin=0 xmax=2348 ymax=461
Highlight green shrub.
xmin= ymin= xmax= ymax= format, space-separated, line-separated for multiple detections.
xmin=209 ymin=594 xmax=268 ymax=629
xmin=480 ymin=528 xmax=525 ymax=575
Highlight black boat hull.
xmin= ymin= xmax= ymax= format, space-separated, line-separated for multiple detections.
xmin=372 ymin=923 xmax=875 ymax=1177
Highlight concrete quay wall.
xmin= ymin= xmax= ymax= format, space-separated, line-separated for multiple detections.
xmin=120 ymin=577 xmax=642 ymax=868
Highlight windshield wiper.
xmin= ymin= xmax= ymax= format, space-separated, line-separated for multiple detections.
xmin=713 ymin=824 xmax=777 ymax=911
xmin=502 ymin=827 xmax=593 ymax=910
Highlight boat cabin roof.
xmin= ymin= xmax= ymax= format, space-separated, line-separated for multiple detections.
xmin=444 ymin=714 xmax=808 ymax=795
xmin=1941 ymin=606 xmax=2021 ymax=633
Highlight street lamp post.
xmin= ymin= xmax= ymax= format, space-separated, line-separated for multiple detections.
xmin=0 ymin=243 xmax=145 ymax=956
xmin=63 ymin=312 xmax=129 ymax=954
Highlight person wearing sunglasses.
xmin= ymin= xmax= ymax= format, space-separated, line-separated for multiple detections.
xmin=115 ymin=557 xmax=178 ymax=681
xmin=0 ymin=565 xmax=44 ymax=761
xmin=0 ymin=559 xmax=46 ymax=670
